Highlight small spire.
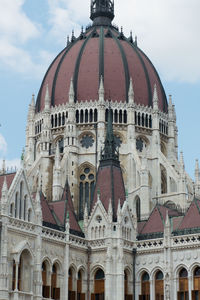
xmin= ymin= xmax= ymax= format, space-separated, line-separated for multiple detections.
xmin=128 ymin=78 xmax=134 ymax=104
xmin=54 ymin=143 xmax=60 ymax=169
xmin=1 ymin=176 xmax=8 ymax=198
xmin=69 ymin=78 xmax=75 ymax=104
xmin=99 ymin=76 xmax=104 ymax=103
xmin=67 ymin=35 xmax=70 ymax=46
xmin=2 ymin=160 xmax=6 ymax=174
xmin=180 ymin=151 xmax=185 ymax=170
xmin=135 ymin=36 xmax=138 ymax=47
xmin=129 ymin=31 xmax=133 ymax=43
xmin=108 ymin=198 xmax=113 ymax=218
xmin=153 ymin=83 xmax=159 ymax=110
xmin=84 ymin=202 xmax=88 ymax=221
xmin=169 ymin=95 xmax=172 ymax=106
xmin=165 ymin=211 xmax=170 ymax=228
xmin=45 ymin=84 xmax=50 ymax=109
xmin=97 ymin=188 xmax=101 ymax=202
xmin=195 ymin=159 xmax=200 ymax=183
xmin=101 ymin=107 xmax=119 ymax=162
xmin=31 ymin=94 xmax=35 ymax=106
xmin=71 ymin=30 xmax=76 ymax=43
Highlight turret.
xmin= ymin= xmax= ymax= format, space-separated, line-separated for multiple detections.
xmin=52 ymin=143 xmax=62 ymax=201
xmin=195 ymin=159 xmax=200 ymax=197
xmin=90 ymin=0 xmax=114 ymax=26
xmin=1 ymin=176 xmax=8 ymax=215
xmin=167 ymin=95 xmax=176 ymax=160
xmin=25 ymin=95 xmax=36 ymax=165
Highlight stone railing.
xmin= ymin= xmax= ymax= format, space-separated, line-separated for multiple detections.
xmin=69 ymin=235 xmax=88 ymax=249
xmin=136 ymin=238 xmax=163 ymax=252
xmin=42 ymin=227 xmax=66 ymax=243
xmin=172 ymin=234 xmax=200 ymax=248
xmin=8 ymin=218 xmax=35 ymax=233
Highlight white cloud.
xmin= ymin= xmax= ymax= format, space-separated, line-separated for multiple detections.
xmin=0 ymin=0 xmax=39 ymax=43
xmin=46 ymin=0 xmax=200 ymax=83
xmin=0 ymin=158 xmax=21 ymax=172
xmin=0 ymin=134 xmax=7 ymax=155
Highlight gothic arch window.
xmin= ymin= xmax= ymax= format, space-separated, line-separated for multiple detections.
xmin=124 ymin=110 xmax=127 ymax=124
xmin=142 ymin=113 xmax=145 ymax=127
xmin=15 ymin=192 xmax=18 ymax=218
xmin=24 ymin=195 xmax=27 ymax=220
xmin=140 ymin=272 xmax=150 ymax=299
xmin=145 ymin=114 xmax=149 ymax=127
xmin=178 ymin=268 xmax=188 ymax=299
xmin=92 ymin=269 xmax=105 ymax=299
xmin=58 ymin=138 xmax=64 ymax=154
xmin=161 ymin=165 xmax=167 ymax=194
xmin=80 ymin=110 xmax=84 ymax=123
xmin=155 ymin=270 xmax=164 ymax=299
xmin=105 ymin=109 xmax=108 ymax=122
xmin=15 ymin=250 xmax=32 ymax=292
xmin=19 ymin=181 xmax=24 ymax=219
xmin=76 ymin=110 xmax=79 ymax=123
xmin=94 ymin=109 xmax=98 ymax=122
xmin=77 ymin=269 xmax=85 ymax=299
xmin=89 ymin=109 xmax=93 ymax=122
xmin=58 ymin=113 xmax=61 ymax=126
xmin=42 ymin=261 xmax=50 ymax=298
xmin=119 ymin=110 xmax=122 ymax=123
xmin=135 ymin=196 xmax=141 ymax=221
xmin=114 ymin=109 xmax=118 ymax=123
xmin=68 ymin=267 xmax=76 ymax=299
xmin=79 ymin=166 xmax=95 ymax=220
xmin=193 ymin=266 xmax=200 ymax=298
xmin=149 ymin=115 xmax=152 ymax=128
xmin=85 ymin=109 xmax=88 ymax=123
xmin=135 ymin=112 xmax=137 ymax=125
xmin=55 ymin=114 xmax=58 ymax=127
xmin=10 ymin=203 xmax=14 ymax=217
xmin=51 ymin=264 xmax=60 ymax=300
xmin=28 ymin=208 xmax=32 ymax=222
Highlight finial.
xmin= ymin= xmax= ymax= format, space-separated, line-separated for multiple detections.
xmin=195 ymin=159 xmax=200 ymax=182
xmin=2 ymin=160 xmax=6 ymax=174
xmin=153 ymin=83 xmax=159 ymax=110
xmin=45 ymin=83 xmax=50 ymax=109
xmin=135 ymin=36 xmax=138 ymax=47
xmin=128 ymin=78 xmax=134 ymax=104
xmin=31 ymin=94 xmax=35 ymax=106
xmin=180 ymin=151 xmax=185 ymax=170
xmin=71 ymin=30 xmax=76 ymax=43
xmin=90 ymin=0 xmax=114 ymax=26
xmin=1 ymin=176 xmax=8 ymax=198
xmin=129 ymin=31 xmax=133 ymax=43
xmin=69 ymin=78 xmax=75 ymax=104
xmin=67 ymin=35 xmax=70 ymax=46
xmin=169 ymin=95 xmax=172 ymax=106
xmin=99 ymin=75 xmax=104 ymax=103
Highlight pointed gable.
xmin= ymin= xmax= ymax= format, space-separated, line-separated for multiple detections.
xmin=50 ymin=182 xmax=83 ymax=236
xmin=177 ymin=199 xmax=200 ymax=230
xmin=91 ymin=107 xmax=126 ymax=220
xmin=0 ymin=173 xmax=16 ymax=196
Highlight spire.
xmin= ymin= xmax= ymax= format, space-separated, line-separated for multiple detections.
xmin=101 ymin=107 xmax=119 ymax=163
xmin=117 ymin=199 xmax=122 ymax=223
xmin=153 ymin=83 xmax=159 ymax=110
xmin=90 ymin=0 xmax=114 ymax=26
xmin=54 ymin=143 xmax=61 ymax=169
xmin=69 ymin=78 xmax=75 ymax=104
xmin=99 ymin=75 xmax=104 ymax=103
xmin=45 ymin=84 xmax=50 ymax=110
xmin=195 ymin=159 xmax=200 ymax=183
xmin=1 ymin=160 xmax=6 ymax=174
xmin=180 ymin=151 xmax=185 ymax=170
xmin=1 ymin=176 xmax=8 ymax=199
xmin=128 ymin=78 xmax=134 ymax=104
xmin=31 ymin=94 xmax=35 ymax=107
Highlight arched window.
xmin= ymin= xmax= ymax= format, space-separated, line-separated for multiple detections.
xmin=55 ymin=114 xmax=58 ymax=127
xmin=161 ymin=165 xmax=167 ymax=194
xmin=42 ymin=261 xmax=50 ymax=298
xmin=178 ymin=268 xmax=188 ymax=300
xmin=24 ymin=195 xmax=27 ymax=220
xmin=145 ymin=114 xmax=148 ymax=127
xmin=94 ymin=109 xmax=98 ymax=122
xmin=105 ymin=109 xmax=108 ymax=122
xmin=80 ymin=110 xmax=84 ymax=123
xmin=76 ymin=110 xmax=79 ymax=123
xmin=15 ymin=192 xmax=18 ymax=218
xmin=91 ymin=269 xmax=105 ymax=299
xmin=19 ymin=181 xmax=23 ymax=219
xmin=58 ymin=138 xmax=64 ymax=154
xmin=85 ymin=110 xmax=88 ymax=123
xmin=77 ymin=270 xmax=85 ymax=300
xmin=149 ymin=115 xmax=152 ymax=128
xmin=135 ymin=196 xmax=141 ymax=221
xmin=51 ymin=115 xmax=54 ymax=128
xmin=155 ymin=271 xmax=164 ymax=300
xmin=79 ymin=167 xmax=95 ymax=220
xmin=62 ymin=112 xmax=65 ymax=126
xmin=140 ymin=272 xmax=150 ymax=300
xmin=58 ymin=113 xmax=61 ymax=126
xmin=28 ymin=209 xmax=32 ymax=222
xmin=142 ymin=113 xmax=145 ymax=127
xmin=14 ymin=250 xmax=32 ymax=292
xmin=114 ymin=110 xmax=118 ymax=123
xmin=124 ymin=270 xmax=132 ymax=299
xmin=68 ymin=268 xmax=76 ymax=300
xmin=51 ymin=264 xmax=60 ymax=300
xmin=135 ymin=112 xmax=137 ymax=125
xmin=193 ymin=267 xmax=200 ymax=299
xmin=124 ymin=110 xmax=127 ymax=124
xmin=89 ymin=109 xmax=93 ymax=123
xmin=10 ymin=203 xmax=14 ymax=217
xmin=119 ymin=110 xmax=122 ymax=123
xmin=138 ymin=113 xmax=141 ymax=126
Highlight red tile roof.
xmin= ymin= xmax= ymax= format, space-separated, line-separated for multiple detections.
xmin=0 ymin=173 xmax=16 ymax=197
xmin=177 ymin=199 xmax=200 ymax=230
xmin=92 ymin=163 xmax=126 ymax=219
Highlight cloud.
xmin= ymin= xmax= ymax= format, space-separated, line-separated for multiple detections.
xmin=0 ymin=158 xmax=21 ymax=172
xmin=0 ymin=0 xmax=39 ymax=43
xmin=0 ymin=134 xmax=7 ymax=155
xmin=46 ymin=0 xmax=200 ymax=83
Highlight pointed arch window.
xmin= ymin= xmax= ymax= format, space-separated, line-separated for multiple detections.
xmin=193 ymin=266 xmax=200 ymax=299
xmin=79 ymin=167 xmax=95 ymax=220
xmin=178 ymin=268 xmax=188 ymax=300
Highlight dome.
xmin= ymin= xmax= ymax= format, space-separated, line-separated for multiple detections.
xmin=36 ymin=1 xmax=167 ymax=113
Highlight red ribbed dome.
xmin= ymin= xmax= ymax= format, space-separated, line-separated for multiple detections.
xmin=36 ymin=25 xmax=167 ymax=113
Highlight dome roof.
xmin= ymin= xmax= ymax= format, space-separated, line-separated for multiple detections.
xmin=36 ymin=2 xmax=167 ymax=113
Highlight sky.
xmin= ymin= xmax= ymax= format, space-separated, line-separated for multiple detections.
xmin=0 ymin=0 xmax=199 ymax=179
